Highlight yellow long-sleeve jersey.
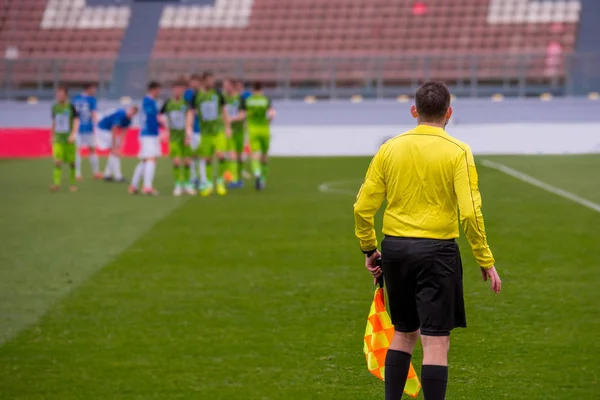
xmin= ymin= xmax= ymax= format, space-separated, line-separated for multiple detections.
xmin=353 ymin=124 xmax=495 ymax=268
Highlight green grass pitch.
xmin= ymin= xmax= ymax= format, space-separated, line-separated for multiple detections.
xmin=0 ymin=155 xmax=599 ymax=399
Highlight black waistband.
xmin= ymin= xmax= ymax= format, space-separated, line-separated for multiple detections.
xmin=384 ymin=235 xmax=456 ymax=242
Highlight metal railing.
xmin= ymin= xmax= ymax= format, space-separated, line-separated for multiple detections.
xmin=2 ymin=53 xmax=600 ymax=100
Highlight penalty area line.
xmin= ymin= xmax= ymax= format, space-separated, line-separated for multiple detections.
xmin=481 ymin=159 xmax=600 ymax=214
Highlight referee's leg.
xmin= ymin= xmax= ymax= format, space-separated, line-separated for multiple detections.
xmin=386 ymin=330 xmax=419 ymax=399
xmin=383 ymin=237 xmax=464 ymax=400
xmin=387 ymin=333 xmax=450 ymax=400
xmin=420 ymin=335 xmax=450 ymax=400
xmin=381 ymin=237 xmax=420 ymax=400
xmin=416 ymin=239 xmax=465 ymax=400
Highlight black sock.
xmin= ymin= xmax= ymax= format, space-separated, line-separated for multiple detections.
xmin=421 ymin=365 xmax=448 ymax=400
xmin=385 ymin=350 xmax=412 ymax=400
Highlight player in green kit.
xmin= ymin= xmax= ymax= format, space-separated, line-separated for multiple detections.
xmin=161 ymin=79 xmax=196 ymax=196
xmin=50 ymin=85 xmax=80 ymax=192
xmin=238 ymin=82 xmax=275 ymax=191
xmin=186 ymin=72 xmax=231 ymax=197
xmin=223 ymin=78 xmax=245 ymax=188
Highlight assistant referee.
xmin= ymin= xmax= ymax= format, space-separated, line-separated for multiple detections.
xmin=354 ymin=81 xmax=501 ymax=400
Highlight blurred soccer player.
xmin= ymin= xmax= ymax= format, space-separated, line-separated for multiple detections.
xmin=223 ymin=78 xmax=245 ymax=187
xmin=97 ymin=106 xmax=138 ymax=182
xmin=161 ymin=79 xmax=195 ymax=196
xmin=50 ymin=85 xmax=80 ymax=192
xmin=186 ymin=72 xmax=231 ymax=196
xmin=72 ymin=82 xmax=100 ymax=180
xmin=235 ymin=80 xmax=252 ymax=180
xmin=237 ymin=80 xmax=251 ymax=101
xmin=130 ymin=82 xmax=163 ymax=196
xmin=184 ymin=74 xmax=207 ymax=188
xmin=238 ymin=82 xmax=275 ymax=191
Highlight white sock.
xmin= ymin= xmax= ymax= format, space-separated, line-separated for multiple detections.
xmin=89 ymin=152 xmax=99 ymax=174
xmin=103 ymin=156 xmax=113 ymax=177
xmin=189 ymin=160 xmax=197 ymax=182
xmin=112 ymin=155 xmax=122 ymax=180
xmin=199 ymin=159 xmax=207 ymax=184
xmin=75 ymin=151 xmax=81 ymax=177
xmin=143 ymin=160 xmax=156 ymax=189
xmin=131 ymin=161 xmax=145 ymax=188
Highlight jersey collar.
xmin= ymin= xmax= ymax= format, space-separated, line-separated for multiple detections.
xmin=413 ymin=124 xmax=448 ymax=136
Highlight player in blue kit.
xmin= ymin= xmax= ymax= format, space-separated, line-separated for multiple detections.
xmin=98 ymin=106 xmax=138 ymax=182
xmin=72 ymin=83 xmax=100 ymax=181
xmin=184 ymin=74 xmax=207 ymax=188
xmin=237 ymin=80 xmax=252 ymax=101
xmin=130 ymin=82 xmax=163 ymax=196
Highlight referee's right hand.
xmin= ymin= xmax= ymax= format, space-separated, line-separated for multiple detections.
xmin=481 ymin=266 xmax=502 ymax=294
xmin=365 ymin=250 xmax=382 ymax=285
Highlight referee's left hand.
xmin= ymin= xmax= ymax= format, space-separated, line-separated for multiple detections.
xmin=365 ymin=250 xmax=382 ymax=283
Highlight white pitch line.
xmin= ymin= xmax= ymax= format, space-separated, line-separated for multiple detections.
xmin=318 ymin=179 xmax=360 ymax=195
xmin=481 ymin=159 xmax=600 ymax=214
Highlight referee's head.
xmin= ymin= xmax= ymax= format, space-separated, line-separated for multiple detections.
xmin=411 ymin=81 xmax=453 ymax=126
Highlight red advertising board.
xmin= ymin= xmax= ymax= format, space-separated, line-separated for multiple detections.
xmin=0 ymin=128 xmax=169 ymax=158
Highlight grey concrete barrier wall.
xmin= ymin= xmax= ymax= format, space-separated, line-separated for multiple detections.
xmin=1 ymin=98 xmax=600 ymax=128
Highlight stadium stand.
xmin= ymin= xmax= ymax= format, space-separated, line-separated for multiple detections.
xmin=1 ymin=0 xmax=129 ymax=85
xmin=152 ymin=0 xmax=582 ymax=84
xmin=0 ymin=0 xmax=585 ymax=90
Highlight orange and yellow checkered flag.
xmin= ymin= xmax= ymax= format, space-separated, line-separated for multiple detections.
xmin=364 ymin=285 xmax=421 ymax=398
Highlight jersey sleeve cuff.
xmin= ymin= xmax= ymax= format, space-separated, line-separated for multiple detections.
xmin=361 ymin=247 xmax=378 ymax=256
xmin=479 ymin=259 xmax=495 ymax=269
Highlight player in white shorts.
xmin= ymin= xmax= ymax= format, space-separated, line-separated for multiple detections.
xmin=97 ymin=106 xmax=139 ymax=182
xmin=72 ymin=83 xmax=100 ymax=180
xmin=129 ymin=82 xmax=164 ymax=195
xmin=184 ymin=74 xmax=207 ymax=189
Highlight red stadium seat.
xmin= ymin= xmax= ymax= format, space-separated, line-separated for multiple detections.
xmin=0 ymin=0 xmax=582 ymax=86
xmin=0 ymin=0 xmax=127 ymax=85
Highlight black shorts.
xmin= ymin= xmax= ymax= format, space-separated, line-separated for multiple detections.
xmin=381 ymin=236 xmax=466 ymax=337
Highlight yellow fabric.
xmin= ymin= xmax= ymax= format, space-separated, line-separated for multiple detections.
xmin=364 ymin=287 xmax=421 ymax=398
xmin=353 ymin=124 xmax=495 ymax=268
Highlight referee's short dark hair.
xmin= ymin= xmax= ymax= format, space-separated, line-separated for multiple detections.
xmin=415 ymin=81 xmax=451 ymax=122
